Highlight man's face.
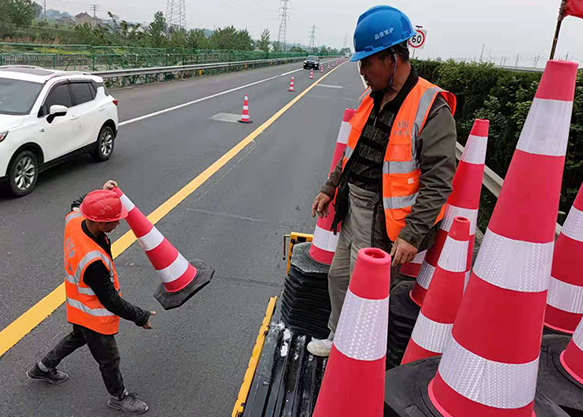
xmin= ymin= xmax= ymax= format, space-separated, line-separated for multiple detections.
xmin=359 ymin=53 xmax=395 ymax=91
xmin=96 ymin=220 xmax=119 ymax=234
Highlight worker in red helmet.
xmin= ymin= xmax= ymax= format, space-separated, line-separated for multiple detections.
xmin=27 ymin=180 xmax=154 ymax=415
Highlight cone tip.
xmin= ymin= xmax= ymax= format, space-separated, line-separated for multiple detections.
xmin=449 ymin=217 xmax=471 ymax=241
xmin=470 ymin=119 xmax=490 ymax=137
xmin=537 ymin=60 xmax=579 ymax=101
xmin=350 ymin=248 xmax=391 ymax=299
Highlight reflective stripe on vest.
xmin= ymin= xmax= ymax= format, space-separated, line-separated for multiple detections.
xmin=65 ymin=211 xmax=83 ymax=225
xmin=343 ymin=78 xmax=457 ymax=241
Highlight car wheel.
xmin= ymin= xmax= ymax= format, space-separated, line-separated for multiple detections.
xmin=8 ymin=150 xmax=39 ymax=197
xmin=92 ymin=125 xmax=115 ymax=162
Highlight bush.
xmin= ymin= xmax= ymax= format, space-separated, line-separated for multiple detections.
xmin=414 ymin=59 xmax=583 ymax=225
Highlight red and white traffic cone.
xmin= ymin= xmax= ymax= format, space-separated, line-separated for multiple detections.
xmin=313 ymin=248 xmax=391 ymax=417
xmin=310 ymin=69 xmax=314 ymax=79
xmin=428 ymin=60 xmax=578 ymax=417
xmin=239 ymin=94 xmax=251 ymax=123
xmin=327 ymin=63 xmax=331 ymax=70
xmin=320 ymin=65 xmax=324 ymax=73
xmin=113 ymin=188 xmax=214 ymax=310
xmin=400 ymin=250 xmax=426 ymax=279
xmin=560 ymin=317 xmax=583 ymax=385
xmin=309 ymin=108 xmax=356 ymax=265
xmin=401 ymin=217 xmax=470 ymax=365
xmin=545 ymin=184 xmax=583 ymax=334
xmin=410 ymin=119 xmax=489 ymax=307
xmin=288 ymin=76 xmax=295 ymax=92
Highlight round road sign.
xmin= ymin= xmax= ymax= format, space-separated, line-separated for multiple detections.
xmin=408 ymin=29 xmax=426 ymax=49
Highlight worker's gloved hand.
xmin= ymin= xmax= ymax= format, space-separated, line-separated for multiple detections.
xmin=311 ymin=193 xmax=332 ymax=218
xmin=103 ymin=180 xmax=118 ymax=190
xmin=390 ymin=238 xmax=418 ymax=267
xmin=141 ymin=311 xmax=156 ymax=330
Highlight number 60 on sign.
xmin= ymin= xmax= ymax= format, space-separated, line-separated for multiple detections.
xmin=408 ymin=29 xmax=427 ymax=49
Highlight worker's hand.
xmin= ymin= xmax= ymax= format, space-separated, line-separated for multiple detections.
xmin=390 ymin=238 xmax=418 ymax=267
xmin=142 ymin=311 xmax=156 ymax=329
xmin=311 ymin=193 xmax=332 ymax=218
xmin=103 ymin=180 xmax=118 ymax=190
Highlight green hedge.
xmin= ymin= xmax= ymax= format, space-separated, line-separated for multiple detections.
xmin=414 ymin=59 xmax=583 ymax=229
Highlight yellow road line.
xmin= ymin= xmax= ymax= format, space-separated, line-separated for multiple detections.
xmin=0 ymin=63 xmax=345 ymax=357
xmin=231 ymin=296 xmax=277 ymax=417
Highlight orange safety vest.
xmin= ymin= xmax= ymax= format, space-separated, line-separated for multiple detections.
xmin=64 ymin=211 xmax=120 ymax=335
xmin=342 ymin=77 xmax=457 ymax=242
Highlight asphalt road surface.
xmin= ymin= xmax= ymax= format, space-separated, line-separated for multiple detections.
xmin=0 ymin=59 xmax=365 ymax=417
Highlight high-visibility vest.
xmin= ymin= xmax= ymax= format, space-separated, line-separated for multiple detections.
xmin=64 ymin=211 xmax=120 ymax=335
xmin=342 ymin=77 xmax=457 ymax=242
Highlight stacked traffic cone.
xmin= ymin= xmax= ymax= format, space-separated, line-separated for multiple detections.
xmin=113 ymin=188 xmax=214 ymax=310
xmin=310 ymin=69 xmax=314 ymax=79
xmin=411 ymin=119 xmax=489 ymax=307
xmin=309 ymin=108 xmax=356 ymax=265
xmin=544 ymin=184 xmax=583 ymax=334
xmin=401 ymin=217 xmax=470 ymax=365
xmin=427 ymin=60 xmax=578 ymax=417
xmin=239 ymin=94 xmax=251 ymax=124
xmin=313 ymin=248 xmax=391 ymax=417
xmin=399 ymin=250 xmax=426 ymax=279
xmin=288 ymin=76 xmax=295 ymax=92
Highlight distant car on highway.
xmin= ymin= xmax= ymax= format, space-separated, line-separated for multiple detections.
xmin=0 ymin=66 xmax=119 ymax=197
xmin=345 ymin=52 xmax=350 ymax=58
xmin=303 ymin=56 xmax=320 ymax=70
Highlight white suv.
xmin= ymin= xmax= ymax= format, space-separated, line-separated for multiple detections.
xmin=0 ymin=66 xmax=119 ymax=197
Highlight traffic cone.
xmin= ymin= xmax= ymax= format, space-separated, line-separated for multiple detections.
xmin=428 ymin=60 xmax=578 ymax=417
xmin=238 ymin=94 xmax=251 ymax=123
xmin=327 ymin=63 xmax=330 ymax=70
xmin=401 ymin=217 xmax=470 ymax=365
xmin=561 ymin=318 xmax=583 ymax=386
xmin=288 ymin=76 xmax=295 ymax=92
xmin=320 ymin=65 xmax=324 ymax=73
xmin=544 ymin=184 xmax=583 ymax=334
xmin=113 ymin=188 xmax=214 ymax=310
xmin=309 ymin=108 xmax=356 ymax=265
xmin=310 ymin=69 xmax=314 ymax=79
xmin=313 ymin=248 xmax=391 ymax=417
xmin=400 ymin=250 xmax=426 ymax=279
xmin=410 ymin=119 xmax=489 ymax=307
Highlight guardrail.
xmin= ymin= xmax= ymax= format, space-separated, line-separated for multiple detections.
xmin=455 ymin=142 xmax=562 ymax=236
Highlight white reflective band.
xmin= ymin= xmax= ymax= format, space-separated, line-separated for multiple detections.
xmin=67 ymin=297 xmax=115 ymax=317
xmin=411 ymin=311 xmax=453 ymax=353
xmin=158 ymin=252 xmax=189 ymax=283
xmin=382 ymin=160 xmax=420 ymax=175
xmin=464 ymin=271 xmax=471 ymax=292
xmin=383 ymin=193 xmax=419 ymax=210
xmin=441 ymin=205 xmax=478 ymax=235
xmin=547 ymin=276 xmax=583 ymax=314
xmin=461 ymin=135 xmax=488 ymax=165
xmin=334 ymin=289 xmax=389 ymax=361
xmin=345 ymin=146 xmax=354 ymax=159
xmin=573 ymin=319 xmax=583 ymax=351
xmin=416 ymin=263 xmax=436 ymax=290
xmin=437 ymin=236 xmax=469 ymax=273
xmin=561 ymin=206 xmax=583 ymax=243
xmin=336 ymin=121 xmax=351 ymax=145
xmin=439 ymin=336 xmax=539 ymax=409
xmin=119 ymin=193 xmax=135 ymax=212
xmin=65 ymin=275 xmax=96 ymax=296
xmin=411 ymin=250 xmax=427 ymax=265
xmin=312 ymin=225 xmax=339 ymax=252
xmin=473 ymin=228 xmax=553 ymax=292
xmin=138 ymin=227 xmax=164 ymax=252
xmin=66 ymin=212 xmax=83 ymax=224
xmin=516 ymin=98 xmax=572 ymax=157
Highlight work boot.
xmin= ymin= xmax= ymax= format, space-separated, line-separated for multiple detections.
xmin=108 ymin=390 xmax=149 ymax=414
xmin=27 ymin=363 xmax=69 ymax=385
xmin=307 ymin=333 xmax=334 ymax=357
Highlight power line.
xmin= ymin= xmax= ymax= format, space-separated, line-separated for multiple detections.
xmin=308 ymin=23 xmax=316 ymax=49
xmin=277 ymin=0 xmax=290 ymax=51
xmin=166 ymin=0 xmax=186 ymax=30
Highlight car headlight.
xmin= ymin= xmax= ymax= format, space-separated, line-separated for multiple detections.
xmin=0 ymin=131 xmax=8 ymax=143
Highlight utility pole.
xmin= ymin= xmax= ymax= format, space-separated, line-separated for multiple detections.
xmin=479 ymin=43 xmax=485 ymax=62
xmin=91 ymin=4 xmax=99 ymax=19
xmin=308 ymin=24 xmax=316 ymax=50
xmin=43 ymin=0 xmax=47 ymax=21
xmin=515 ymin=53 xmax=520 ymax=67
xmin=278 ymin=0 xmax=290 ymax=51
xmin=166 ymin=0 xmax=186 ymax=30
xmin=565 ymin=51 xmax=570 ymax=61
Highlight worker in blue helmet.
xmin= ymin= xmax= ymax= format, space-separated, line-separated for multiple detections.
xmin=309 ymin=5 xmax=458 ymax=359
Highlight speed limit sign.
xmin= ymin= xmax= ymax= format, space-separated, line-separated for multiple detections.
xmin=408 ymin=29 xmax=427 ymax=49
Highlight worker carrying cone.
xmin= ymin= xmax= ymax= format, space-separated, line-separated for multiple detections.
xmin=27 ymin=180 xmax=153 ymax=414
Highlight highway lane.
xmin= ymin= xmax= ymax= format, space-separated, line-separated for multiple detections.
xmin=0 ymin=60 xmax=364 ymax=416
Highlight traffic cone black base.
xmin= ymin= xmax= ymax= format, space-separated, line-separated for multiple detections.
xmin=386 ymin=280 xmax=420 ymax=370
xmin=238 ymin=120 xmax=253 ymax=124
xmin=154 ymin=260 xmax=214 ymax=310
xmin=292 ymin=242 xmax=331 ymax=276
xmin=537 ymin=335 xmax=583 ymax=416
xmin=384 ymin=356 xmax=571 ymax=417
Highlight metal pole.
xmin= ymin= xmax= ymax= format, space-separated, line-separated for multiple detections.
xmin=479 ymin=43 xmax=485 ymax=62
xmin=550 ymin=18 xmax=563 ymax=60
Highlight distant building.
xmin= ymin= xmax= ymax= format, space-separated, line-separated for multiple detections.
xmin=75 ymin=12 xmax=102 ymax=27
xmin=56 ymin=17 xmax=75 ymax=26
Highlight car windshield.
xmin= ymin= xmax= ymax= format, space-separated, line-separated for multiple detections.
xmin=0 ymin=78 xmax=43 ymax=115
xmin=307 ymin=56 xmax=318 ymax=60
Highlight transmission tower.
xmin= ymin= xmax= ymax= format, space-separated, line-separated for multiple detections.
xmin=278 ymin=0 xmax=290 ymax=51
xmin=308 ymin=24 xmax=316 ymax=50
xmin=91 ymin=4 xmax=99 ymax=19
xmin=166 ymin=0 xmax=186 ymax=30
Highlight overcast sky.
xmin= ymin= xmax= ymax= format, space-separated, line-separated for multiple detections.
xmin=50 ymin=0 xmax=583 ymax=66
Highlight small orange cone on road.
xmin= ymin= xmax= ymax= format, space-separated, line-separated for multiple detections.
xmin=288 ymin=76 xmax=295 ymax=92
xmin=239 ymin=94 xmax=251 ymax=124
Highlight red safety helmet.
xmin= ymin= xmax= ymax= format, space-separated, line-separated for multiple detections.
xmin=80 ymin=190 xmax=128 ymax=222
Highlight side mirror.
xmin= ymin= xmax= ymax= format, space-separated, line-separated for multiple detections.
xmin=47 ymin=105 xmax=68 ymax=123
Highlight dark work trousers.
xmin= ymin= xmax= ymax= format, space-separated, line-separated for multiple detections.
xmin=42 ymin=324 xmax=125 ymax=397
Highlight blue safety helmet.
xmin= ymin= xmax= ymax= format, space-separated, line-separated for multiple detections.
xmin=351 ymin=5 xmax=415 ymax=62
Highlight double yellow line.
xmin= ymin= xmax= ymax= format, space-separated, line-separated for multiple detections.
xmin=0 ymin=62 xmax=346 ymax=357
